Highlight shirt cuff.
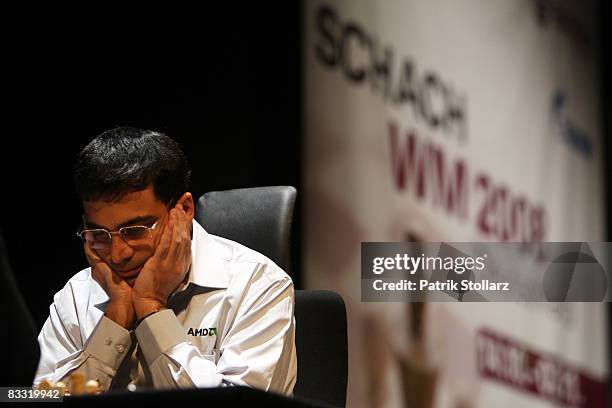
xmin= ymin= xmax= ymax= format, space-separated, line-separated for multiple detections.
xmin=83 ymin=316 xmax=132 ymax=371
xmin=134 ymin=309 xmax=188 ymax=366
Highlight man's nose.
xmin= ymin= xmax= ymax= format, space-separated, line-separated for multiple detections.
xmin=110 ymin=234 xmax=134 ymax=265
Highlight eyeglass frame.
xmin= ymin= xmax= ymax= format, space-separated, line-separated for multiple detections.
xmin=76 ymin=214 xmax=166 ymax=250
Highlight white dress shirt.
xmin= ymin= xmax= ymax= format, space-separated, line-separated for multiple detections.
xmin=34 ymin=220 xmax=297 ymax=395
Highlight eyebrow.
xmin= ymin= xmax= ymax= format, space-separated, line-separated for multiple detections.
xmin=84 ymin=215 xmax=157 ymax=231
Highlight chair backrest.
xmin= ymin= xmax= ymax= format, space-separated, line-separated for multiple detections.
xmin=195 ymin=186 xmax=348 ymax=407
xmin=195 ymin=186 xmax=296 ymax=273
xmin=294 ymin=290 xmax=348 ymax=408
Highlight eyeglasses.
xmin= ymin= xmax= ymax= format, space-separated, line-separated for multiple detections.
xmin=76 ymin=218 xmax=161 ymax=251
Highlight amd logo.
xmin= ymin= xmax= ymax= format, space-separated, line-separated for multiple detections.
xmin=187 ymin=327 xmax=218 ymax=336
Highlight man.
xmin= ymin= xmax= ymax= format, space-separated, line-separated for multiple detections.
xmin=34 ymin=127 xmax=297 ymax=394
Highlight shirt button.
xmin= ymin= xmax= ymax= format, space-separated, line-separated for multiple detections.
xmin=116 ymin=345 xmax=125 ymax=353
xmin=105 ymin=338 xmax=112 ymax=345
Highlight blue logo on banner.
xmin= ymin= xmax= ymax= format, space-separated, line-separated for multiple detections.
xmin=550 ymin=89 xmax=592 ymax=158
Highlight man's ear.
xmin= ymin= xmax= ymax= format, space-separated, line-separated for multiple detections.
xmin=177 ymin=192 xmax=195 ymax=221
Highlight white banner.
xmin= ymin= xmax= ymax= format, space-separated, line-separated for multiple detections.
xmin=304 ymin=0 xmax=607 ymax=406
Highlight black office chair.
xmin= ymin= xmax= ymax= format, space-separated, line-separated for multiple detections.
xmin=196 ymin=186 xmax=296 ymax=273
xmin=195 ymin=186 xmax=348 ymax=407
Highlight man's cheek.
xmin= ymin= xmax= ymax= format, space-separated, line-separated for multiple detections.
xmin=131 ymin=243 xmax=156 ymax=254
xmin=142 ymin=249 xmax=157 ymax=264
xmin=152 ymin=230 xmax=165 ymax=250
xmin=100 ymin=254 xmax=113 ymax=267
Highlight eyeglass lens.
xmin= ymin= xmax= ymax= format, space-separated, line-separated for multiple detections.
xmin=81 ymin=226 xmax=151 ymax=249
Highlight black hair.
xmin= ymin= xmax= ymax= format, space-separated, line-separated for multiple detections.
xmin=74 ymin=126 xmax=191 ymax=205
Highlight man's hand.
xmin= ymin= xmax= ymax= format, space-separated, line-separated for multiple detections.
xmin=84 ymin=243 xmax=135 ymax=329
xmin=132 ymin=205 xmax=192 ymax=320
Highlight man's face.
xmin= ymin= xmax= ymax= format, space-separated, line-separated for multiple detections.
xmin=82 ymin=185 xmax=172 ymax=286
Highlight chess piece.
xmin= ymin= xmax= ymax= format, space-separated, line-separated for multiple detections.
xmin=54 ymin=381 xmax=67 ymax=396
xmin=37 ymin=379 xmax=53 ymax=390
xmin=69 ymin=372 xmax=86 ymax=396
xmin=85 ymin=379 xmax=100 ymax=395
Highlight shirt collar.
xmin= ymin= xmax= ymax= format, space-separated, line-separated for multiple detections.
xmin=93 ymin=219 xmax=230 ymax=307
xmin=184 ymin=219 xmax=231 ymax=289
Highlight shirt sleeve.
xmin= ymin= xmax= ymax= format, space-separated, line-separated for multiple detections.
xmin=34 ymin=299 xmax=132 ymax=391
xmin=134 ymin=271 xmax=297 ymax=395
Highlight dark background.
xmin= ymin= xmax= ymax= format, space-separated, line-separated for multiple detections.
xmin=2 ymin=1 xmax=302 ymax=327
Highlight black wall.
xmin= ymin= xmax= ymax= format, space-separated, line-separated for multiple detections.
xmin=3 ymin=1 xmax=302 ymax=329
